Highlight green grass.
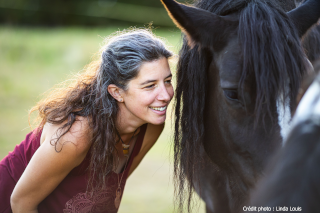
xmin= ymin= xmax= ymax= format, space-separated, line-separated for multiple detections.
xmin=0 ymin=26 xmax=205 ymax=212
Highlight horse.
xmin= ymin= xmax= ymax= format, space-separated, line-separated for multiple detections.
xmin=249 ymin=73 xmax=320 ymax=213
xmin=160 ymin=0 xmax=320 ymax=212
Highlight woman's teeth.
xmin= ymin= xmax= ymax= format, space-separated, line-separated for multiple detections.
xmin=150 ymin=106 xmax=167 ymax=111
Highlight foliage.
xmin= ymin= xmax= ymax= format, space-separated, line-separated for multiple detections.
xmin=0 ymin=0 xmax=189 ymax=26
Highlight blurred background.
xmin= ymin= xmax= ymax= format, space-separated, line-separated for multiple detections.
xmin=0 ymin=0 xmax=205 ymax=212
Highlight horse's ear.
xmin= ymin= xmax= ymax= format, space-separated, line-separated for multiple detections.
xmin=288 ymin=0 xmax=320 ymax=38
xmin=161 ymin=0 xmax=238 ymax=51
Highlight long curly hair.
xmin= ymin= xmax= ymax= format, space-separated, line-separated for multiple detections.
xmin=29 ymin=29 xmax=173 ymax=193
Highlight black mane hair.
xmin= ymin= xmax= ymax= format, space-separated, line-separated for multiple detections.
xmin=174 ymin=0 xmax=307 ymax=211
xmin=239 ymin=0 xmax=306 ymax=123
xmin=302 ymin=24 xmax=320 ymax=72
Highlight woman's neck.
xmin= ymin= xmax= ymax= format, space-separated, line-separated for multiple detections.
xmin=115 ymin=103 xmax=145 ymax=135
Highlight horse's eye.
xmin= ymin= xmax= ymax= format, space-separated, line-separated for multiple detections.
xmin=223 ymin=90 xmax=238 ymax=101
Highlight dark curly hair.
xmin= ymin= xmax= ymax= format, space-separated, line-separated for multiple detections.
xmin=29 ymin=29 xmax=173 ymax=193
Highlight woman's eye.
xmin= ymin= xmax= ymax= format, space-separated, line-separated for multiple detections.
xmin=145 ymin=84 xmax=155 ymax=89
xmin=223 ymin=89 xmax=238 ymax=101
xmin=165 ymin=79 xmax=172 ymax=84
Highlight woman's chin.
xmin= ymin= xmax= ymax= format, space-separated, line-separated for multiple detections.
xmin=149 ymin=116 xmax=167 ymax=125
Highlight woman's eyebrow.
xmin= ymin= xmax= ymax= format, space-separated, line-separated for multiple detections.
xmin=140 ymin=73 xmax=172 ymax=86
xmin=165 ymin=73 xmax=173 ymax=79
xmin=140 ymin=79 xmax=156 ymax=86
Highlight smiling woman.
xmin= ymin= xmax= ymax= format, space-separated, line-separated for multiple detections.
xmin=115 ymin=57 xmax=174 ymax=126
xmin=0 ymin=29 xmax=174 ymax=213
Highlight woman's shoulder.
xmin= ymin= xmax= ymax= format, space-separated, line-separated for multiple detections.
xmin=40 ymin=116 xmax=92 ymax=162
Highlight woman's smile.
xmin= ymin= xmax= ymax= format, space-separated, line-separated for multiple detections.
xmin=149 ymin=105 xmax=168 ymax=115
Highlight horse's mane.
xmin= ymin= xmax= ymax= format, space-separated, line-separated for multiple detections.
xmin=297 ymin=0 xmax=320 ymax=72
xmin=174 ymin=0 xmax=307 ymax=211
xmin=302 ymin=25 xmax=320 ymax=71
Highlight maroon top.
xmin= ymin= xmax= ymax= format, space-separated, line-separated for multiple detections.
xmin=0 ymin=124 xmax=147 ymax=213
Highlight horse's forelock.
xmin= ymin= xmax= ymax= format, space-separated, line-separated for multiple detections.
xmin=238 ymin=0 xmax=306 ymax=125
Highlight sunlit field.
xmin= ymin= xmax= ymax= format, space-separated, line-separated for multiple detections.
xmin=0 ymin=26 xmax=205 ymax=212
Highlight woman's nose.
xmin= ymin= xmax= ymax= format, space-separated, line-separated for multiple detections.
xmin=157 ymin=85 xmax=171 ymax=101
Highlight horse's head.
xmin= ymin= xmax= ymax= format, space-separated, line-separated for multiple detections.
xmin=163 ymin=0 xmax=317 ymax=176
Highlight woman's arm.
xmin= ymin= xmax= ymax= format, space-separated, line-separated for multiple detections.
xmin=128 ymin=123 xmax=165 ymax=176
xmin=10 ymin=118 xmax=91 ymax=213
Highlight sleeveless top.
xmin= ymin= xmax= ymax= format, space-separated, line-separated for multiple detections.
xmin=0 ymin=124 xmax=147 ymax=213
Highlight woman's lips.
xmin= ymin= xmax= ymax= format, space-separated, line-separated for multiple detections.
xmin=149 ymin=106 xmax=167 ymax=115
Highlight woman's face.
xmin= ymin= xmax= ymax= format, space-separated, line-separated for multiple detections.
xmin=121 ymin=57 xmax=174 ymax=125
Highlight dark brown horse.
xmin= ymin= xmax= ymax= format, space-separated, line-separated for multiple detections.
xmin=160 ymin=0 xmax=320 ymax=212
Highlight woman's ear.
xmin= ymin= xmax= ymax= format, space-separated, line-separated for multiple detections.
xmin=108 ymin=84 xmax=124 ymax=102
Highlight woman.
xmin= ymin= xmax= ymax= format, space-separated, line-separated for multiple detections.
xmin=0 ymin=29 xmax=174 ymax=213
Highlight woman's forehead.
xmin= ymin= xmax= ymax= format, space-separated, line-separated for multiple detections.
xmin=135 ymin=58 xmax=171 ymax=80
